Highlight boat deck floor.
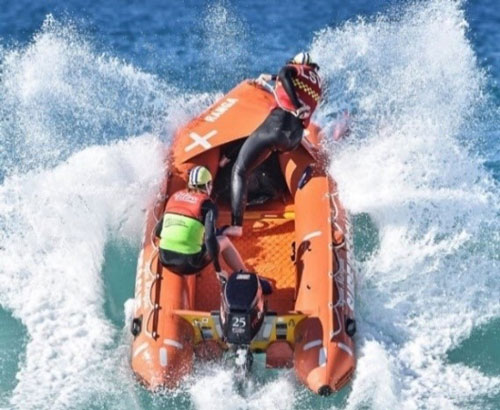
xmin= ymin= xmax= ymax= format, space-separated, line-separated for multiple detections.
xmin=194 ymin=205 xmax=297 ymax=314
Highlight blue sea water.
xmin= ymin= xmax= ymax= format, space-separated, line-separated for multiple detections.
xmin=0 ymin=1 xmax=499 ymax=409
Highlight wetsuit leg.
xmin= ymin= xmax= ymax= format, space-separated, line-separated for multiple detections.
xmin=231 ymin=130 xmax=274 ymax=226
xmin=188 ymin=245 xmax=212 ymax=272
xmin=230 ymin=109 xmax=304 ymax=226
xmin=159 ymin=249 xmax=190 ymax=274
xmin=275 ymin=110 xmax=304 ymax=152
xmin=159 ymin=249 xmax=211 ymax=275
xmin=203 ymin=208 xmax=222 ymax=272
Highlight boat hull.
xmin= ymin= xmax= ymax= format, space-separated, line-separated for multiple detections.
xmin=130 ymin=81 xmax=356 ymax=394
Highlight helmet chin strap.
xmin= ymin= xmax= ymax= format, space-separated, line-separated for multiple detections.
xmin=191 ymin=180 xmax=212 ymax=195
xmin=205 ymin=181 xmax=213 ymax=196
xmin=195 ymin=183 xmax=212 ymax=196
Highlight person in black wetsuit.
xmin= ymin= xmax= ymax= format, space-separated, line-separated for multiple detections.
xmin=225 ymin=52 xmax=323 ymax=236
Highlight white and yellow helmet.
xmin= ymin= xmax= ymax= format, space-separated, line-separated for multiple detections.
xmin=291 ymin=51 xmax=314 ymax=66
xmin=188 ymin=165 xmax=213 ymax=193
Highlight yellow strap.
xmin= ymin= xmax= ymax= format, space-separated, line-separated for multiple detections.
xmin=174 ymin=310 xmax=307 ymax=350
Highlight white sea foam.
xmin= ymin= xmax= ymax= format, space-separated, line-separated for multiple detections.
xmin=188 ymin=365 xmax=296 ymax=410
xmin=0 ymin=14 xmax=216 ymax=410
xmin=0 ymin=15 xmax=215 ymax=179
xmin=310 ymin=0 xmax=500 ymax=408
xmin=0 ymin=136 xmax=165 ymax=409
xmin=202 ymin=0 xmax=249 ymax=87
xmin=1 ymin=1 xmax=499 ymax=409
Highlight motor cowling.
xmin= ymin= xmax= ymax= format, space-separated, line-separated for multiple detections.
xmin=220 ymin=271 xmax=266 ymax=345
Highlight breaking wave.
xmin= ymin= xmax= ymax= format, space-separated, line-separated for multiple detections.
xmin=0 ymin=1 xmax=499 ymax=409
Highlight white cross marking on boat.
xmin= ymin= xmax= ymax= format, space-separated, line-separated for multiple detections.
xmin=185 ymin=130 xmax=217 ymax=152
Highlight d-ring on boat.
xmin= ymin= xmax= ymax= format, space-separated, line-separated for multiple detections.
xmin=130 ymin=80 xmax=356 ymax=395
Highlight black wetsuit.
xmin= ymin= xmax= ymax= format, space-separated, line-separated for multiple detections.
xmin=155 ymin=201 xmax=221 ymax=275
xmin=231 ymin=66 xmax=303 ymax=226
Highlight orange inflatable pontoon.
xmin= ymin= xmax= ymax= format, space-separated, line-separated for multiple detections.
xmin=130 ymin=81 xmax=356 ymax=395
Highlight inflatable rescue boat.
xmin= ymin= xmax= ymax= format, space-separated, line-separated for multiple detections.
xmin=130 ymin=80 xmax=356 ymax=395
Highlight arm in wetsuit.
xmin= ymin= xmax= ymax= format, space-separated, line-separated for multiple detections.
xmin=201 ymin=200 xmax=221 ymax=272
xmin=155 ymin=216 xmax=164 ymax=238
xmin=254 ymin=68 xmax=300 ymax=109
xmin=277 ymin=65 xmax=301 ymax=109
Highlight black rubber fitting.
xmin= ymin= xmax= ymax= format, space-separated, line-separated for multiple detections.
xmin=131 ymin=317 xmax=142 ymax=337
xmin=318 ymin=385 xmax=333 ymax=396
xmin=345 ymin=318 xmax=356 ymax=337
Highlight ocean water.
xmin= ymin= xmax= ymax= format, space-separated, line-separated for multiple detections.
xmin=0 ymin=1 xmax=499 ymax=409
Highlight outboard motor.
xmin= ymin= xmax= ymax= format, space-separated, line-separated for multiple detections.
xmin=220 ymin=271 xmax=266 ymax=346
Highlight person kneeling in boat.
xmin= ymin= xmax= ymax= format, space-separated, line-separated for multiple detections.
xmin=155 ymin=165 xmax=245 ymax=278
xmin=226 ymin=51 xmax=322 ymax=237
